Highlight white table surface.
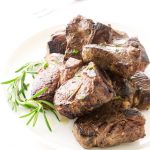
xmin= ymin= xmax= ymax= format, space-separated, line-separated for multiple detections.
xmin=0 ymin=0 xmax=150 ymax=149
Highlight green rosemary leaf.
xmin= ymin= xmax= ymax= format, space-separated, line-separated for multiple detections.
xmin=72 ymin=48 xmax=79 ymax=55
xmin=114 ymin=96 xmax=122 ymax=100
xmin=22 ymin=103 xmax=38 ymax=109
xmin=1 ymin=77 xmax=18 ymax=84
xmin=34 ymin=62 xmax=43 ymax=67
xmin=11 ymin=101 xmax=18 ymax=112
xmin=20 ymin=109 xmax=37 ymax=118
xmin=21 ymin=72 xmax=26 ymax=98
xmin=32 ymin=111 xmax=39 ymax=127
xmin=1 ymin=60 xmax=58 ymax=131
xmin=51 ymin=110 xmax=60 ymax=122
xmin=23 ymin=83 xmax=28 ymax=91
xmin=15 ymin=63 xmax=30 ymax=73
xmin=26 ymin=71 xmax=38 ymax=74
xmin=29 ymin=87 xmax=48 ymax=100
xmin=38 ymin=100 xmax=55 ymax=110
xmin=20 ymin=90 xmax=26 ymax=99
xmin=26 ymin=83 xmax=30 ymax=88
xmin=26 ymin=111 xmax=37 ymax=126
xmin=88 ymin=66 xmax=94 ymax=70
xmin=42 ymin=110 xmax=52 ymax=132
xmin=43 ymin=62 xmax=49 ymax=69
xmin=32 ymin=74 xmax=36 ymax=79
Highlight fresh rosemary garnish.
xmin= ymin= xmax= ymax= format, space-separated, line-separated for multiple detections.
xmin=114 ymin=96 xmax=122 ymax=100
xmin=72 ymin=48 xmax=79 ymax=55
xmin=87 ymin=66 xmax=94 ymax=70
xmin=1 ymin=60 xmax=59 ymax=132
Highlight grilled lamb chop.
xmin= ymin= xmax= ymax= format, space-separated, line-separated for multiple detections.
xmin=64 ymin=15 xmax=129 ymax=60
xmin=73 ymin=103 xmax=145 ymax=148
xmin=113 ymin=37 xmax=149 ymax=71
xmin=59 ymin=57 xmax=82 ymax=85
xmin=92 ymin=23 xmax=128 ymax=44
xmin=46 ymin=54 xmax=82 ymax=85
xmin=31 ymin=53 xmax=64 ymax=101
xmin=54 ymin=62 xmax=114 ymax=118
xmin=47 ymin=31 xmax=67 ymax=54
xmin=130 ymin=71 xmax=150 ymax=109
xmin=82 ymin=38 xmax=147 ymax=78
xmin=108 ymin=71 xmax=150 ymax=110
xmin=45 ymin=53 xmax=64 ymax=65
xmin=47 ymin=22 xmax=127 ymax=57
xmin=106 ymin=70 xmax=136 ymax=108
xmin=64 ymin=15 xmax=96 ymax=60
xmin=31 ymin=53 xmax=82 ymax=101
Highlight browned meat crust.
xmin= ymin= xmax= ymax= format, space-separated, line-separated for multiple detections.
xmin=31 ymin=66 xmax=60 ymax=101
xmin=31 ymin=53 xmax=64 ymax=101
xmin=106 ymin=70 xmax=136 ymax=109
xmin=31 ymin=53 xmax=82 ymax=101
xmin=54 ymin=62 xmax=114 ymax=118
xmin=92 ymin=23 xmax=128 ymax=44
xmin=47 ymin=31 xmax=67 ymax=54
xmin=64 ymin=15 xmax=129 ymax=60
xmin=73 ymin=104 xmax=145 ymax=148
xmin=59 ymin=57 xmax=82 ymax=84
xmin=113 ymin=37 xmax=149 ymax=71
xmin=131 ymin=71 xmax=150 ymax=109
xmin=65 ymin=15 xmax=96 ymax=60
xmin=82 ymin=37 xmax=147 ymax=78
xmin=107 ymin=71 xmax=150 ymax=110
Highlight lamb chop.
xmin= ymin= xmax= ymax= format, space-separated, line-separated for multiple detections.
xmin=130 ymin=71 xmax=150 ymax=109
xmin=64 ymin=15 xmax=128 ymax=60
xmin=106 ymin=70 xmax=136 ymax=109
xmin=108 ymin=71 xmax=150 ymax=110
xmin=47 ymin=30 xmax=67 ymax=54
xmin=73 ymin=103 xmax=145 ymax=148
xmin=92 ymin=23 xmax=128 ymax=44
xmin=31 ymin=53 xmax=82 ymax=101
xmin=112 ymin=37 xmax=149 ymax=71
xmin=45 ymin=53 xmax=82 ymax=85
xmin=64 ymin=15 xmax=96 ymax=60
xmin=59 ymin=57 xmax=82 ymax=85
xmin=82 ymin=38 xmax=149 ymax=78
xmin=54 ymin=62 xmax=114 ymax=118
xmin=31 ymin=53 xmax=64 ymax=101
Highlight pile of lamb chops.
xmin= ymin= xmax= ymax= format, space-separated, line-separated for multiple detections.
xmin=31 ymin=15 xmax=150 ymax=148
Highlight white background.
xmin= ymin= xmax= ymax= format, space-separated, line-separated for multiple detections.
xmin=0 ymin=0 xmax=150 ymax=149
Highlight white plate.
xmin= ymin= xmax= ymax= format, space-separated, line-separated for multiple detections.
xmin=1 ymin=1 xmax=150 ymax=150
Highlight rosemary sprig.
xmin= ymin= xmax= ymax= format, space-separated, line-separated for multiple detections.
xmin=1 ymin=60 xmax=59 ymax=131
xmin=113 ymin=96 xmax=123 ymax=100
xmin=72 ymin=48 xmax=79 ymax=55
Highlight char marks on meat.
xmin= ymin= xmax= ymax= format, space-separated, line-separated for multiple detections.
xmin=64 ymin=15 xmax=129 ymax=60
xmin=31 ymin=53 xmax=82 ymax=101
xmin=107 ymin=71 xmax=150 ymax=110
xmin=108 ymin=71 xmax=135 ymax=99
xmin=59 ymin=57 xmax=82 ymax=85
xmin=31 ymin=53 xmax=64 ymax=101
xmin=65 ymin=15 xmax=96 ymax=60
xmin=131 ymin=71 xmax=150 ymax=109
xmin=40 ymin=15 xmax=149 ymax=149
xmin=82 ymin=37 xmax=147 ymax=78
xmin=73 ymin=103 xmax=145 ymax=148
xmin=54 ymin=62 xmax=114 ymax=118
xmin=112 ymin=37 xmax=149 ymax=71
